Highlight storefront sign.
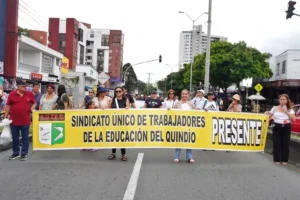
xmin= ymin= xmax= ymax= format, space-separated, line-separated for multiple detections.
xmin=61 ymin=57 xmax=69 ymax=74
xmin=31 ymin=73 xmax=43 ymax=81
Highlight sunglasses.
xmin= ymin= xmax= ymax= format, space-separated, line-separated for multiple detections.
xmin=115 ymin=90 xmax=122 ymax=93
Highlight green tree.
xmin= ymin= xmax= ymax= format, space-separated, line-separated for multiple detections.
xmin=122 ymin=63 xmax=137 ymax=92
xmin=137 ymin=80 xmax=147 ymax=94
xmin=18 ymin=27 xmax=29 ymax=36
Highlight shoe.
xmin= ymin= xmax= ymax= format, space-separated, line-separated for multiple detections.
xmin=8 ymin=154 xmax=20 ymax=160
xmin=20 ymin=154 xmax=27 ymax=161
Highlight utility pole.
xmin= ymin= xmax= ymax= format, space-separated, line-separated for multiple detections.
xmin=146 ymin=73 xmax=152 ymax=95
xmin=204 ymin=0 xmax=212 ymax=94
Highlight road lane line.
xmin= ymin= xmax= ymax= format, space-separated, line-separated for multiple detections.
xmin=123 ymin=153 xmax=144 ymax=200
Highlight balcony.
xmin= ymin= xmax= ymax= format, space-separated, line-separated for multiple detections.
xmin=18 ymin=63 xmax=39 ymax=72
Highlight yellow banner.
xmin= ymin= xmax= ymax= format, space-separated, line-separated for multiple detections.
xmin=32 ymin=109 xmax=269 ymax=151
xmin=60 ymin=56 xmax=69 ymax=74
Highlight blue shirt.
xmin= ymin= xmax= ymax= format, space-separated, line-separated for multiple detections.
xmin=34 ymin=92 xmax=43 ymax=110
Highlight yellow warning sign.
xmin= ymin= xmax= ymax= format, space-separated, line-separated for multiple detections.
xmin=254 ymin=83 xmax=263 ymax=92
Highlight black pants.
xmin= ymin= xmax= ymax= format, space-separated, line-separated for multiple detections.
xmin=272 ymin=123 xmax=291 ymax=162
xmin=112 ymin=148 xmax=126 ymax=155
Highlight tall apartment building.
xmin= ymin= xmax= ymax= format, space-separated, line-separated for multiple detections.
xmin=48 ymin=18 xmax=124 ymax=86
xmin=179 ymin=25 xmax=228 ymax=64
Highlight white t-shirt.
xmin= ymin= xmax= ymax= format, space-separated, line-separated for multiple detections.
xmin=271 ymin=106 xmax=295 ymax=124
xmin=164 ymin=99 xmax=178 ymax=109
xmin=191 ymin=97 xmax=207 ymax=110
xmin=181 ymin=103 xmax=191 ymax=110
xmin=93 ymin=96 xmax=111 ymax=109
xmin=204 ymin=101 xmax=219 ymax=111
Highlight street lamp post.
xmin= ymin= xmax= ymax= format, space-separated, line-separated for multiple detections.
xmin=179 ymin=11 xmax=208 ymax=93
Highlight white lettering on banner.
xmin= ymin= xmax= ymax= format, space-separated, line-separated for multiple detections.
xmin=212 ymin=117 xmax=266 ymax=146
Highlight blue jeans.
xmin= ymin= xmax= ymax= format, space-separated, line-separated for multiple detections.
xmin=175 ymin=148 xmax=193 ymax=159
xmin=10 ymin=125 xmax=30 ymax=155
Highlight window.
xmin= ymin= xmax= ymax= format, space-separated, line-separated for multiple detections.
xmin=56 ymin=59 xmax=60 ymax=66
xmin=113 ymin=35 xmax=121 ymax=39
xmin=113 ymin=42 xmax=120 ymax=47
xmin=78 ymin=28 xmax=84 ymax=42
xmin=90 ymin=34 xmax=94 ymax=38
xmin=101 ymin=35 xmax=109 ymax=46
xmin=276 ymin=63 xmax=280 ymax=76
xmin=282 ymin=60 xmax=286 ymax=74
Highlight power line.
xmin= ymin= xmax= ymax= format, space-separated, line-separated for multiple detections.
xmin=18 ymin=15 xmax=39 ymax=30
xmin=19 ymin=0 xmax=48 ymax=23
xmin=18 ymin=6 xmax=48 ymax=30
xmin=19 ymin=3 xmax=48 ymax=28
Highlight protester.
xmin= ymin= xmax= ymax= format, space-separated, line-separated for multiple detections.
xmin=191 ymin=89 xmax=207 ymax=110
xmin=173 ymin=89 xmax=196 ymax=163
xmin=144 ymin=91 xmax=163 ymax=108
xmin=39 ymin=84 xmax=58 ymax=110
xmin=204 ymin=92 xmax=219 ymax=111
xmin=81 ymin=100 xmax=98 ymax=152
xmin=227 ymin=94 xmax=242 ymax=112
xmin=163 ymin=89 xmax=178 ymax=109
xmin=4 ymin=80 xmax=36 ymax=161
xmin=80 ymin=89 xmax=94 ymax=108
xmin=216 ymin=97 xmax=223 ymax=111
xmin=54 ymin=84 xmax=70 ymax=110
xmin=0 ymin=84 xmax=8 ymax=111
xmin=93 ymin=86 xmax=111 ymax=109
xmin=265 ymin=94 xmax=296 ymax=165
xmin=108 ymin=87 xmax=129 ymax=161
xmin=32 ymin=82 xmax=42 ymax=110
xmin=122 ymin=86 xmax=136 ymax=108
xmin=68 ymin=92 xmax=74 ymax=108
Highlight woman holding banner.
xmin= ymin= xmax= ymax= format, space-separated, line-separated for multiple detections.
xmin=172 ymin=89 xmax=196 ymax=163
xmin=108 ymin=86 xmax=130 ymax=161
xmin=163 ymin=89 xmax=178 ymax=109
xmin=227 ymin=94 xmax=242 ymax=112
xmin=265 ymin=94 xmax=295 ymax=165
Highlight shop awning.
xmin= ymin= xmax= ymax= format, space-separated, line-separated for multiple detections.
xmin=85 ymin=86 xmax=92 ymax=90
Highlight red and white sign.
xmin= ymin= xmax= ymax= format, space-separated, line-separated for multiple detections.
xmin=98 ymin=72 xmax=110 ymax=85
xmin=31 ymin=73 xmax=43 ymax=81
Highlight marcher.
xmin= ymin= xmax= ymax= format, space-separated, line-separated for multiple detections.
xmin=54 ymin=85 xmax=70 ymax=110
xmin=93 ymin=86 xmax=111 ymax=109
xmin=144 ymin=91 xmax=163 ymax=108
xmin=191 ymin=89 xmax=207 ymax=110
xmin=4 ymin=80 xmax=36 ymax=161
xmin=81 ymin=100 xmax=98 ymax=152
xmin=173 ymin=89 xmax=196 ymax=163
xmin=80 ymin=89 xmax=95 ymax=108
xmin=163 ymin=89 xmax=178 ymax=109
xmin=265 ymin=94 xmax=296 ymax=165
xmin=204 ymin=92 xmax=219 ymax=111
xmin=0 ymin=84 xmax=8 ymax=111
xmin=39 ymin=84 xmax=58 ymax=110
xmin=32 ymin=82 xmax=42 ymax=110
xmin=108 ymin=87 xmax=129 ymax=161
xmin=227 ymin=94 xmax=242 ymax=112
xmin=122 ymin=86 xmax=136 ymax=108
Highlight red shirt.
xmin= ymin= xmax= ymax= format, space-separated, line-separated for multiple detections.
xmin=6 ymin=90 xmax=35 ymax=126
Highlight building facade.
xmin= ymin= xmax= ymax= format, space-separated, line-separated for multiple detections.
xmin=253 ymin=49 xmax=300 ymax=104
xmin=179 ymin=25 xmax=228 ymax=64
xmin=28 ymin=30 xmax=47 ymax=46
xmin=48 ymin=18 xmax=124 ymax=88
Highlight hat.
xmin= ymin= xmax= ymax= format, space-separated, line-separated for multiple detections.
xmin=207 ymin=91 xmax=214 ymax=96
xmin=232 ymin=94 xmax=240 ymax=101
xmin=16 ymin=80 xmax=26 ymax=86
xmin=197 ymin=89 xmax=205 ymax=95
xmin=151 ymin=91 xmax=157 ymax=94
xmin=105 ymin=88 xmax=109 ymax=92
xmin=97 ymin=86 xmax=107 ymax=92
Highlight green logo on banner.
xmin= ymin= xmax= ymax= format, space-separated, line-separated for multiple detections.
xmin=39 ymin=123 xmax=65 ymax=146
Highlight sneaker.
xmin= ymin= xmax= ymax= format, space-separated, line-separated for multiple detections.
xmin=8 ymin=154 xmax=20 ymax=160
xmin=20 ymin=155 xmax=27 ymax=161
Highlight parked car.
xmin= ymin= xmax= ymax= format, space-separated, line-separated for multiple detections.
xmin=269 ymin=104 xmax=300 ymax=134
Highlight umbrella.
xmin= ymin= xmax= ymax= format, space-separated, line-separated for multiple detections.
xmin=247 ymin=94 xmax=266 ymax=100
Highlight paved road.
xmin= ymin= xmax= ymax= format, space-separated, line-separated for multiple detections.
xmin=0 ymin=146 xmax=300 ymax=200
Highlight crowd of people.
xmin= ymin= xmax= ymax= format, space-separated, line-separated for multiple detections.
xmin=2 ymin=81 xmax=296 ymax=166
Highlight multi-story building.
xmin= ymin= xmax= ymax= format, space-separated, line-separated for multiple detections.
xmin=28 ymin=30 xmax=47 ymax=46
xmin=253 ymin=49 xmax=300 ymax=104
xmin=179 ymin=25 xmax=228 ymax=64
xmin=48 ymin=18 xmax=124 ymax=88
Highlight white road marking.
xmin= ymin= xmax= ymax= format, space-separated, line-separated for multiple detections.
xmin=123 ymin=153 xmax=144 ymax=200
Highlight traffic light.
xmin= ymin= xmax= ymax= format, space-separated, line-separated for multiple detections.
xmin=286 ymin=1 xmax=296 ymax=19
xmin=159 ymin=55 xmax=162 ymax=63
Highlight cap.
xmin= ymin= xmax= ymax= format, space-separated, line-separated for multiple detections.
xmin=16 ymin=80 xmax=26 ymax=86
xmin=151 ymin=91 xmax=157 ymax=94
xmin=197 ymin=89 xmax=205 ymax=95
xmin=97 ymin=86 xmax=107 ymax=92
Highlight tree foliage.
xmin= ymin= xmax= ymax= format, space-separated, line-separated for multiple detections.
xmin=18 ymin=27 xmax=29 ymax=36
xmin=122 ymin=63 xmax=137 ymax=92
xmin=158 ymin=41 xmax=273 ymax=95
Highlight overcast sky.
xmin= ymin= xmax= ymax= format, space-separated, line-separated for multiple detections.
xmin=19 ymin=0 xmax=300 ymax=84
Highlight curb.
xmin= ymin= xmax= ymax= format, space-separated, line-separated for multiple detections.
xmin=0 ymin=135 xmax=33 ymax=152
